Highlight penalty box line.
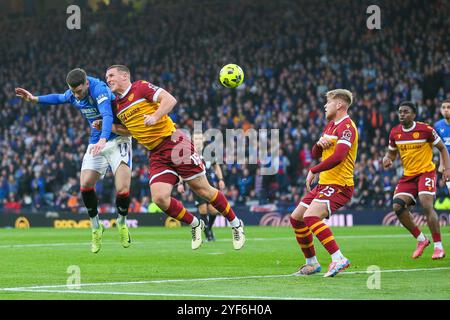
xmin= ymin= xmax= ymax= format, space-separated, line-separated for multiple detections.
xmin=1 ymin=267 xmax=449 ymax=293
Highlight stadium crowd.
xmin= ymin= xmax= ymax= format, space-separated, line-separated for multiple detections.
xmin=0 ymin=0 xmax=449 ymax=213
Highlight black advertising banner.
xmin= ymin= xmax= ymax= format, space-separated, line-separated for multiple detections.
xmin=1 ymin=207 xmax=450 ymax=229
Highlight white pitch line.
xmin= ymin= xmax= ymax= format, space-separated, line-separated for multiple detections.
xmin=0 ymin=242 xmax=88 ymax=248
xmin=1 ymin=267 xmax=449 ymax=292
xmin=1 ymin=233 xmax=449 ymax=249
xmin=341 ymin=266 xmax=450 ymax=275
xmin=0 ymin=288 xmax=325 ymax=300
xmin=0 ymin=274 xmax=291 ymax=290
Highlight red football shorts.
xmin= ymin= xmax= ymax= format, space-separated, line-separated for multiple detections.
xmin=394 ymin=170 xmax=436 ymax=204
xmin=148 ymin=130 xmax=205 ymax=185
xmin=300 ymin=184 xmax=354 ymax=217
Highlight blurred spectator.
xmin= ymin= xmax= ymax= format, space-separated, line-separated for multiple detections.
xmin=299 ymin=143 xmax=312 ymax=172
xmin=0 ymin=0 xmax=448 ymax=212
xmin=129 ymin=197 xmax=142 ymax=213
xmin=4 ymin=193 xmax=21 ymax=213
xmin=67 ymin=192 xmax=79 ymax=214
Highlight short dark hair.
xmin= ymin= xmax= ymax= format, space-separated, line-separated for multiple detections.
xmin=442 ymin=99 xmax=450 ymax=105
xmin=66 ymin=68 xmax=87 ymax=88
xmin=107 ymin=65 xmax=130 ymax=75
xmin=399 ymin=101 xmax=417 ymax=114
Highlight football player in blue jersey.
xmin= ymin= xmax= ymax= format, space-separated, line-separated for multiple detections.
xmin=15 ymin=68 xmax=132 ymax=253
xmin=434 ymin=99 xmax=450 ymax=177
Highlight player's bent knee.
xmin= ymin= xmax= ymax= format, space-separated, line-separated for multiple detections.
xmin=290 ymin=212 xmax=304 ymax=222
xmin=193 ymin=186 xmax=215 ymax=201
xmin=152 ymin=195 xmax=171 ymax=210
xmin=289 ymin=215 xmax=304 ymax=227
xmin=80 ymin=183 xmax=96 ymax=190
xmin=116 ymin=187 xmax=130 ymax=195
xmin=393 ymin=198 xmax=407 ymax=216
xmin=421 ymin=203 xmax=435 ymax=213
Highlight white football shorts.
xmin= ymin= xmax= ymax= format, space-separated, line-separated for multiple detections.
xmin=81 ymin=136 xmax=132 ymax=178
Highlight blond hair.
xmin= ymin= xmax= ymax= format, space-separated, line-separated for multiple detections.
xmin=326 ymin=89 xmax=353 ymax=107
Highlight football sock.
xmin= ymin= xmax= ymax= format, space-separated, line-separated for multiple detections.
xmin=304 ymin=216 xmax=340 ymax=257
xmin=290 ymin=216 xmax=316 ymax=258
xmin=165 ymin=197 xmax=195 ymax=225
xmin=229 ymin=217 xmax=241 ymax=228
xmin=117 ymin=214 xmax=126 ymax=226
xmin=331 ymin=250 xmax=345 ymax=262
xmin=81 ymin=187 xmax=98 ymax=218
xmin=116 ymin=192 xmax=130 ymax=225
xmin=432 ymin=233 xmax=443 ymax=249
xmin=190 ymin=217 xmax=200 ymax=228
xmin=411 ymin=227 xmax=426 ymax=241
xmin=306 ymin=256 xmax=319 ymax=265
xmin=434 ymin=242 xmax=443 ymax=249
xmin=209 ymin=190 xmax=237 ymax=223
xmin=90 ymin=215 xmax=100 ymax=230
xmin=81 ymin=187 xmax=99 ymax=230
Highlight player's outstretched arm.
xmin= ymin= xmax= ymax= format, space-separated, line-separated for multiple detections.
xmin=16 ymin=87 xmax=70 ymax=105
xmin=15 ymin=87 xmax=38 ymax=103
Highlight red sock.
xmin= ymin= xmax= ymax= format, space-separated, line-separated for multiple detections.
xmin=432 ymin=233 xmax=441 ymax=243
xmin=410 ymin=227 xmax=422 ymax=239
xmin=304 ymin=216 xmax=339 ymax=255
xmin=165 ymin=198 xmax=194 ymax=225
xmin=210 ymin=191 xmax=236 ymax=222
xmin=290 ymin=217 xmax=315 ymax=258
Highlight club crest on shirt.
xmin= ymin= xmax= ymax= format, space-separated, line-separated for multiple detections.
xmin=128 ymin=93 xmax=134 ymax=101
xmin=413 ymin=132 xmax=420 ymax=139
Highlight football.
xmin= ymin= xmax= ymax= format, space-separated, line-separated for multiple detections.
xmin=219 ymin=64 xmax=244 ymax=88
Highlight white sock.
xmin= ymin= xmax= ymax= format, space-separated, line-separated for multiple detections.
xmin=229 ymin=217 xmax=241 ymax=228
xmin=90 ymin=216 xmax=100 ymax=230
xmin=434 ymin=242 xmax=443 ymax=249
xmin=306 ymin=256 xmax=318 ymax=265
xmin=117 ymin=214 xmax=126 ymax=226
xmin=331 ymin=250 xmax=344 ymax=262
xmin=190 ymin=217 xmax=200 ymax=227
xmin=416 ymin=233 xmax=426 ymax=242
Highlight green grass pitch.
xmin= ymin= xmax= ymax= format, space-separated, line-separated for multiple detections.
xmin=0 ymin=226 xmax=449 ymax=300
